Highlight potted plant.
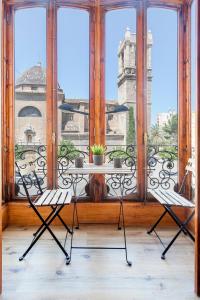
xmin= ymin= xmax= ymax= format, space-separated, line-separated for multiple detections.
xmin=91 ymin=144 xmax=106 ymax=166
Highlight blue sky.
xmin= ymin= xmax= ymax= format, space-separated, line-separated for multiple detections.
xmin=15 ymin=6 xmax=196 ymax=125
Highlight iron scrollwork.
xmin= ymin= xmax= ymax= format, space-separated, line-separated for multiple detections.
xmin=105 ymin=144 xmax=137 ymax=197
xmin=147 ymin=144 xmax=178 ymax=191
xmin=57 ymin=144 xmax=89 ymax=196
xmin=15 ymin=145 xmax=47 ymax=197
xmin=15 ymin=143 xmax=177 ymax=198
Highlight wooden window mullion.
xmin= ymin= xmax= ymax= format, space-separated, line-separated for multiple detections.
xmin=46 ymin=0 xmax=57 ymax=189
xmin=6 ymin=6 xmax=15 ymax=200
xmin=2 ymin=2 xmax=9 ymax=201
xmin=136 ymin=2 xmax=147 ymax=201
xmin=94 ymin=4 xmax=105 ymax=146
xmin=89 ymin=3 xmax=105 ymax=201
xmin=196 ymin=0 xmax=200 ymax=296
xmin=178 ymin=3 xmax=192 ymax=197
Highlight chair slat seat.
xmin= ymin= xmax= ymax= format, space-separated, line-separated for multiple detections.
xmin=34 ymin=189 xmax=71 ymax=206
xmin=57 ymin=189 xmax=72 ymax=205
xmin=34 ymin=190 xmax=52 ymax=206
xmin=150 ymin=189 xmax=195 ymax=208
xmin=165 ymin=191 xmax=195 ymax=207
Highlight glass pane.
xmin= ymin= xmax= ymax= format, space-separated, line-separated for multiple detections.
xmin=14 ymin=8 xmax=47 ymax=197
xmin=57 ymin=8 xmax=89 ymax=195
xmin=105 ymin=9 xmax=137 ymax=198
xmin=147 ymin=8 xmax=178 ymax=193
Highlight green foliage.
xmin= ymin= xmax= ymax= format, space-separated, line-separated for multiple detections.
xmin=90 ymin=144 xmax=106 ymax=155
xmin=149 ymin=124 xmax=165 ymax=145
xmin=148 ymin=114 xmax=178 ymax=146
xmin=15 ymin=144 xmax=25 ymax=160
xmin=58 ymin=140 xmax=79 ymax=160
xmin=109 ymin=147 xmax=129 ymax=160
xmin=162 ymin=114 xmax=178 ymax=142
xmin=158 ymin=145 xmax=178 ymax=160
xmin=126 ymin=106 xmax=136 ymax=145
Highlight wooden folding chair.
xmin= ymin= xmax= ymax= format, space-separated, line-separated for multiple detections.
xmin=15 ymin=159 xmax=72 ymax=263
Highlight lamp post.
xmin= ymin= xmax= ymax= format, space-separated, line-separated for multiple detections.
xmin=58 ymin=103 xmax=129 ymax=115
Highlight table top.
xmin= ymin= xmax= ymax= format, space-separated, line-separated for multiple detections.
xmin=63 ymin=163 xmax=133 ymax=175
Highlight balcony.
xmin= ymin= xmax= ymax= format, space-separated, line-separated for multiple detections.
xmin=14 ymin=143 xmax=181 ymax=200
xmin=1 ymin=0 xmax=200 ymax=298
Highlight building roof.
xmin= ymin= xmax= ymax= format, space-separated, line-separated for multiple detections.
xmin=16 ymin=63 xmax=46 ymax=86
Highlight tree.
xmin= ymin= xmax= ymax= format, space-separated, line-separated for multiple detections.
xmin=162 ymin=114 xmax=178 ymax=143
xmin=149 ymin=124 xmax=165 ymax=145
xmin=126 ymin=106 xmax=136 ymax=145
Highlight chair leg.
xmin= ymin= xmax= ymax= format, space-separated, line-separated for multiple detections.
xmin=120 ymin=200 xmax=132 ymax=266
xmin=33 ymin=207 xmax=56 ymax=237
xmin=33 ymin=207 xmax=72 ymax=237
xmin=75 ymin=201 xmax=80 ymax=229
xmin=19 ymin=204 xmax=70 ymax=262
xmin=161 ymin=228 xmax=182 ymax=260
xmin=66 ymin=201 xmax=76 ymax=265
xmin=117 ymin=201 xmax=122 ymax=230
xmin=164 ymin=205 xmax=188 ymax=235
xmin=147 ymin=209 xmax=168 ymax=234
xmin=161 ymin=210 xmax=195 ymax=260
xmin=56 ymin=212 xmax=72 ymax=234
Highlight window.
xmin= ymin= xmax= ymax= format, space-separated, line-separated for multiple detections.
xmin=14 ymin=8 xmax=47 ymax=197
xmin=105 ymin=8 xmax=137 ymax=196
xmin=57 ymin=8 xmax=89 ymax=148
xmin=2 ymin=1 xmax=192 ymax=201
xmin=147 ymin=8 xmax=178 ymax=193
xmin=57 ymin=8 xmax=89 ymax=193
xmin=18 ymin=106 xmax=42 ymax=117
xmin=106 ymin=10 xmax=137 ymax=147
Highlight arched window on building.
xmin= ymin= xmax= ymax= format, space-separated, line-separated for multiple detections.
xmin=18 ymin=106 xmax=42 ymax=117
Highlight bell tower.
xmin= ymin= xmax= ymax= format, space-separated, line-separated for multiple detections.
xmin=117 ymin=28 xmax=153 ymax=129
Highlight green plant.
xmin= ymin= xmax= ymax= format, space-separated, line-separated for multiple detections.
xmin=162 ymin=114 xmax=178 ymax=143
xmin=90 ymin=144 xmax=106 ymax=155
xmin=149 ymin=124 xmax=165 ymax=145
xmin=15 ymin=144 xmax=25 ymax=160
xmin=109 ymin=147 xmax=128 ymax=160
xmin=58 ymin=140 xmax=79 ymax=160
xmin=126 ymin=106 xmax=136 ymax=145
xmin=159 ymin=145 xmax=178 ymax=160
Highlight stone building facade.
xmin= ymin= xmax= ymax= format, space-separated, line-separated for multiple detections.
xmin=117 ymin=28 xmax=152 ymax=138
xmin=15 ymin=29 xmax=153 ymax=147
xmin=15 ymin=64 xmax=64 ymax=145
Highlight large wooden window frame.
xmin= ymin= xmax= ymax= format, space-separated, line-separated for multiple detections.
xmin=1 ymin=0 xmax=192 ymax=202
xmin=2 ymin=0 xmax=200 ymax=295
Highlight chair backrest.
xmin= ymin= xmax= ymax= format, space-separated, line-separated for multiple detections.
xmin=185 ymin=158 xmax=195 ymax=175
xmin=178 ymin=158 xmax=195 ymax=194
xmin=15 ymin=158 xmax=43 ymax=202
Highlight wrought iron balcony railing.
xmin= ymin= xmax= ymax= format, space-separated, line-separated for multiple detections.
xmin=147 ymin=144 xmax=178 ymax=191
xmin=15 ymin=143 xmax=178 ymax=199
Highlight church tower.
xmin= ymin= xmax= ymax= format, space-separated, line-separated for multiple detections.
xmin=117 ymin=28 xmax=153 ymax=131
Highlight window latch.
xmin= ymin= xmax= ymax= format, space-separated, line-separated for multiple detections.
xmin=52 ymin=132 xmax=56 ymax=144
